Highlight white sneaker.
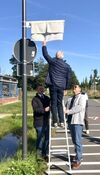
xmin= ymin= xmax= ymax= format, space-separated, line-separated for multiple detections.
xmin=86 ymin=130 xmax=89 ymax=135
xmin=54 ymin=123 xmax=58 ymax=128
xmin=60 ymin=123 xmax=65 ymax=128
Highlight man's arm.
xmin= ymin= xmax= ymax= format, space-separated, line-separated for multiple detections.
xmin=42 ymin=40 xmax=53 ymax=64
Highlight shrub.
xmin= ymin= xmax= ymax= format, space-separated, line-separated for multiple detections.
xmin=2 ymin=156 xmax=47 ymax=175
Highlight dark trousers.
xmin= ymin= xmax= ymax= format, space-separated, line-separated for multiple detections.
xmin=42 ymin=124 xmax=49 ymax=156
xmin=35 ymin=126 xmax=43 ymax=150
xmin=49 ymin=86 xmax=64 ymax=124
xmin=36 ymin=125 xmax=49 ymax=156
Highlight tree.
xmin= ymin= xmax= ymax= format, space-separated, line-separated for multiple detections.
xmin=9 ymin=55 xmax=17 ymax=77
xmin=68 ymin=70 xmax=79 ymax=89
xmin=93 ymin=69 xmax=98 ymax=78
xmin=10 ymin=55 xmax=79 ymax=90
xmin=89 ymin=74 xmax=93 ymax=89
xmin=33 ymin=63 xmax=48 ymax=89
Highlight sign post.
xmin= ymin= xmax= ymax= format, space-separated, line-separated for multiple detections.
xmin=22 ymin=0 xmax=27 ymax=159
xmin=13 ymin=1 xmax=37 ymax=159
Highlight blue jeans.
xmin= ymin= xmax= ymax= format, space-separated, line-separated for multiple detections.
xmin=35 ymin=126 xmax=43 ymax=150
xmin=69 ymin=124 xmax=83 ymax=162
xmin=49 ymin=86 xmax=64 ymax=124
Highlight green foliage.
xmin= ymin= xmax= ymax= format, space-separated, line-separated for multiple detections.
xmin=93 ymin=69 xmax=98 ymax=78
xmin=10 ymin=54 xmax=100 ymax=91
xmin=0 ymin=102 xmax=22 ymax=113
xmin=81 ymin=69 xmax=100 ymax=90
xmin=2 ymin=155 xmax=47 ymax=175
xmin=68 ymin=70 xmax=79 ymax=88
xmin=32 ymin=63 xmax=48 ymax=89
xmin=9 ymin=55 xmax=17 ymax=77
xmin=0 ymin=91 xmax=47 ymax=175
xmin=2 ymin=160 xmax=36 ymax=175
xmin=9 ymin=55 xmax=80 ymax=90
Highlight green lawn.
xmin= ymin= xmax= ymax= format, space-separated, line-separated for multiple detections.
xmin=0 ymin=91 xmax=47 ymax=175
xmin=0 ymin=92 xmax=34 ymax=114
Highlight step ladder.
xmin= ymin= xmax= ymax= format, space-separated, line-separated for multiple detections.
xmin=46 ymin=112 xmax=72 ymax=175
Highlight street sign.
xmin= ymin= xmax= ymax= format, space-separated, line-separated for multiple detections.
xmin=17 ymin=63 xmax=33 ymax=77
xmin=13 ymin=38 xmax=37 ymax=63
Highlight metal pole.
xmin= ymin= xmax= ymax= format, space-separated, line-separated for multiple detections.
xmin=22 ymin=0 xmax=27 ymax=159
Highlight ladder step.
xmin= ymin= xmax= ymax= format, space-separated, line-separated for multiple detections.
xmin=55 ymin=129 xmax=66 ymax=133
xmin=51 ymin=151 xmax=68 ymax=155
xmin=56 ymin=129 xmax=69 ymax=133
xmin=51 ymin=126 xmax=64 ymax=129
xmin=51 ymin=145 xmax=67 ymax=148
xmin=47 ymin=161 xmax=70 ymax=166
xmin=50 ymin=148 xmax=68 ymax=152
xmin=45 ymin=170 xmax=66 ymax=174
xmin=51 ymin=137 xmax=66 ymax=140
xmin=45 ymin=169 xmax=100 ymax=174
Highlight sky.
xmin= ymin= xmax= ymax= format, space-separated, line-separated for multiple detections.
xmin=0 ymin=0 xmax=100 ymax=83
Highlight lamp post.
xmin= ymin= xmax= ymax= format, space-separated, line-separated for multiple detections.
xmin=22 ymin=0 xmax=27 ymax=159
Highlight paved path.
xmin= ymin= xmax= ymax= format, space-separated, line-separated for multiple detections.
xmin=45 ymin=98 xmax=100 ymax=175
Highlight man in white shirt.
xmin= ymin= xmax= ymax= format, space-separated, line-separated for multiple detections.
xmin=65 ymin=85 xmax=86 ymax=169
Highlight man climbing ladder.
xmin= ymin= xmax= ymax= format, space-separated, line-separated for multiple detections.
xmin=42 ymin=40 xmax=72 ymax=128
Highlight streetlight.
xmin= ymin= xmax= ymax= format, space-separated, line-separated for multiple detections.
xmin=22 ymin=0 xmax=27 ymax=159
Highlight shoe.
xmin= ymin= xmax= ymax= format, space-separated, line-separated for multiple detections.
xmin=42 ymin=155 xmax=49 ymax=162
xmin=70 ymin=155 xmax=76 ymax=162
xmin=70 ymin=155 xmax=83 ymax=162
xmin=60 ymin=123 xmax=64 ymax=128
xmin=71 ymin=161 xmax=81 ymax=169
xmin=54 ymin=123 xmax=58 ymax=128
xmin=86 ymin=130 xmax=89 ymax=135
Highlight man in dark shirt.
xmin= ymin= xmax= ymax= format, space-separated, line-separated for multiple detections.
xmin=31 ymin=85 xmax=50 ymax=158
xmin=42 ymin=40 xmax=72 ymax=128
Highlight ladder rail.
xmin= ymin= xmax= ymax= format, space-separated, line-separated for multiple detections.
xmin=48 ymin=112 xmax=52 ymax=175
xmin=47 ymin=111 xmax=72 ymax=174
xmin=64 ymin=113 xmax=71 ymax=171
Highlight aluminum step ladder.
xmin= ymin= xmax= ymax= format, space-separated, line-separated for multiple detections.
xmin=46 ymin=112 xmax=72 ymax=175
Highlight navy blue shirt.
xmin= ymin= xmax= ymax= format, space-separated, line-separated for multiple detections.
xmin=42 ymin=46 xmax=72 ymax=89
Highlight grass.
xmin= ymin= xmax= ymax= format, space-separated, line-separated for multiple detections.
xmin=0 ymin=102 xmax=22 ymax=114
xmin=0 ymin=91 xmax=47 ymax=174
xmin=0 ymin=116 xmax=22 ymax=138
xmin=0 ymin=91 xmax=36 ymax=114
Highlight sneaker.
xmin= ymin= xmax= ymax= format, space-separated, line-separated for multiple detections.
xmin=86 ymin=130 xmax=89 ymax=135
xmin=70 ymin=155 xmax=83 ymax=162
xmin=60 ymin=123 xmax=64 ymax=128
xmin=71 ymin=161 xmax=81 ymax=169
xmin=54 ymin=123 xmax=58 ymax=128
xmin=70 ymin=155 xmax=76 ymax=162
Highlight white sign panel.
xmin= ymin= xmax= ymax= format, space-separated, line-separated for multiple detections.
xmin=26 ymin=20 xmax=65 ymax=41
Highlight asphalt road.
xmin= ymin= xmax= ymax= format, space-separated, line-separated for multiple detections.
xmin=68 ymin=98 xmax=100 ymax=175
xmin=45 ymin=98 xmax=100 ymax=175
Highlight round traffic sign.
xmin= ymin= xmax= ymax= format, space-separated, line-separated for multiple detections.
xmin=13 ymin=38 xmax=37 ymax=63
